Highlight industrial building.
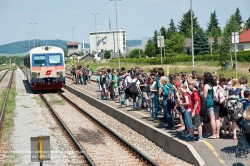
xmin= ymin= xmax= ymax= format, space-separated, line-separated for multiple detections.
xmin=89 ymin=29 xmax=126 ymax=55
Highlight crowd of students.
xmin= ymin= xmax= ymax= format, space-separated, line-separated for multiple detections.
xmin=91 ymin=66 xmax=250 ymax=145
xmin=71 ymin=65 xmax=92 ymax=85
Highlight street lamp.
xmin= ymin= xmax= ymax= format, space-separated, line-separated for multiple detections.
xmin=210 ymin=40 xmax=214 ymax=56
xmin=69 ymin=27 xmax=76 ymax=66
xmin=90 ymin=12 xmax=100 ymax=69
xmin=190 ymin=0 xmax=194 ymax=71
xmin=110 ymin=0 xmax=121 ymax=69
xmin=29 ymin=22 xmax=37 ymax=48
xmin=26 ymin=32 xmax=32 ymax=51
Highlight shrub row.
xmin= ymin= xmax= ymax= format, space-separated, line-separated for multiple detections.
xmin=110 ymin=51 xmax=250 ymax=64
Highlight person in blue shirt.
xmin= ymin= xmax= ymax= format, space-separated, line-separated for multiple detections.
xmin=159 ymin=76 xmax=174 ymax=129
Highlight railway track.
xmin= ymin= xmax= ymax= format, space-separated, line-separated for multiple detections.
xmin=39 ymin=92 xmax=158 ymax=166
xmin=0 ymin=70 xmax=14 ymax=128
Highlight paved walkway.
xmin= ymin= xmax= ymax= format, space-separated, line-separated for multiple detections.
xmin=66 ymin=79 xmax=250 ymax=166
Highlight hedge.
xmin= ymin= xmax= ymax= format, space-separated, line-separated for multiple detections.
xmin=110 ymin=50 xmax=250 ymax=64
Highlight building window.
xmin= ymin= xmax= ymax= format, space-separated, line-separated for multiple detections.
xmin=238 ymin=45 xmax=244 ymax=51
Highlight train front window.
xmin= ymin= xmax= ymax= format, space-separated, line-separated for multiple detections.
xmin=49 ymin=54 xmax=61 ymax=66
xmin=33 ymin=55 xmax=46 ymax=67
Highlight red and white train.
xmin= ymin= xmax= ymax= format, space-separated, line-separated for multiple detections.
xmin=23 ymin=46 xmax=65 ymax=90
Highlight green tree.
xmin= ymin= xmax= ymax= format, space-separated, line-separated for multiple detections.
xmin=207 ymin=11 xmax=221 ymax=36
xmin=164 ymin=33 xmax=185 ymax=53
xmin=144 ymin=39 xmax=156 ymax=57
xmin=63 ymin=49 xmax=68 ymax=57
xmin=169 ymin=18 xmax=177 ymax=33
xmin=235 ymin=7 xmax=243 ymax=27
xmin=193 ymin=28 xmax=210 ymax=55
xmin=104 ymin=50 xmax=111 ymax=59
xmin=218 ymin=37 xmax=231 ymax=66
xmin=128 ymin=49 xmax=145 ymax=58
xmin=160 ymin=26 xmax=167 ymax=39
xmin=246 ymin=16 xmax=250 ymax=29
xmin=152 ymin=30 xmax=160 ymax=54
xmin=178 ymin=10 xmax=200 ymax=37
xmin=223 ymin=14 xmax=239 ymax=40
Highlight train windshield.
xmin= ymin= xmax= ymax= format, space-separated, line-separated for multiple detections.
xmin=49 ymin=54 xmax=62 ymax=66
xmin=33 ymin=55 xmax=46 ymax=67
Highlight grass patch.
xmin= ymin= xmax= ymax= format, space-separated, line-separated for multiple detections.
xmin=47 ymin=94 xmax=65 ymax=105
xmin=34 ymin=96 xmax=46 ymax=108
xmin=1 ymin=74 xmax=18 ymax=165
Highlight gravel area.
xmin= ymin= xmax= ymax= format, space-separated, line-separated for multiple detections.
xmin=5 ymin=69 xmax=87 ymax=166
xmin=44 ymin=93 xmax=146 ymax=166
xmin=61 ymin=90 xmax=193 ymax=166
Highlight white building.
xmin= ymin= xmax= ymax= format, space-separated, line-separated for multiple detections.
xmin=141 ymin=37 xmax=153 ymax=50
xmin=89 ymin=29 xmax=126 ymax=54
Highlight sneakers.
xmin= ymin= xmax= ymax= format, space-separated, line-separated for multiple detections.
xmin=185 ymin=136 xmax=194 ymax=141
xmin=203 ymin=133 xmax=212 ymax=138
xmin=197 ymin=136 xmax=204 ymax=142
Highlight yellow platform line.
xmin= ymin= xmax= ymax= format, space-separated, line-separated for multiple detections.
xmin=203 ymin=140 xmax=226 ymax=164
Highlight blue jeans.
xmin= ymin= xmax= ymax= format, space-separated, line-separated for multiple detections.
xmin=150 ymin=97 xmax=156 ymax=118
xmin=163 ymin=100 xmax=173 ymax=127
xmin=83 ymin=75 xmax=87 ymax=85
xmin=155 ymin=94 xmax=159 ymax=117
xmin=132 ymin=92 xmax=142 ymax=109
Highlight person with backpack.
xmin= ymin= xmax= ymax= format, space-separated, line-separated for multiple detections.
xmin=148 ymin=77 xmax=157 ymax=118
xmin=203 ymin=72 xmax=219 ymax=139
xmin=112 ymin=71 xmax=118 ymax=100
xmin=118 ymin=72 xmax=125 ymax=105
xmin=106 ymin=68 xmax=113 ymax=100
xmin=130 ymin=72 xmax=142 ymax=110
xmin=160 ymin=76 xmax=174 ymax=129
xmin=71 ymin=65 xmax=76 ymax=84
xmin=188 ymin=79 xmax=203 ymax=142
xmin=178 ymin=84 xmax=194 ymax=141
xmin=226 ymin=78 xmax=244 ymax=140
xmin=123 ymin=71 xmax=132 ymax=107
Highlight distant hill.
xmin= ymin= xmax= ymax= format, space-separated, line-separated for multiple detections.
xmin=0 ymin=39 xmax=141 ymax=54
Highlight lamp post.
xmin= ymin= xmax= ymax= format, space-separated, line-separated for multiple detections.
xmin=190 ymin=0 xmax=194 ymax=71
xmin=69 ymin=27 xmax=76 ymax=66
xmin=90 ymin=12 xmax=100 ymax=69
xmin=210 ymin=40 xmax=214 ymax=56
xmin=29 ymin=22 xmax=37 ymax=48
xmin=26 ymin=32 xmax=32 ymax=51
xmin=164 ymin=45 xmax=167 ymax=58
xmin=110 ymin=0 xmax=121 ymax=69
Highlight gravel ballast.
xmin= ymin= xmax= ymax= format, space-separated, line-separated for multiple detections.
xmin=62 ymin=90 xmax=193 ymax=166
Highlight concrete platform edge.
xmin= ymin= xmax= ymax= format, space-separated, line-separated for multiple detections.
xmin=64 ymin=84 xmax=205 ymax=166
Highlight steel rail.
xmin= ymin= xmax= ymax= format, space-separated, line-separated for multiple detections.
xmin=58 ymin=91 xmax=158 ymax=166
xmin=0 ymin=70 xmax=14 ymax=127
xmin=39 ymin=93 xmax=95 ymax=166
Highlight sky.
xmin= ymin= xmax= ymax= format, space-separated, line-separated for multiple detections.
xmin=0 ymin=0 xmax=249 ymax=46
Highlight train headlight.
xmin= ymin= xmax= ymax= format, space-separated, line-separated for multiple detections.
xmin=32 ymin=72 xmax=38 ymax=78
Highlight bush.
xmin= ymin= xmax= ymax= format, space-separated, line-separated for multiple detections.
xmin=109 ymin=51 xmax=250 ymax=65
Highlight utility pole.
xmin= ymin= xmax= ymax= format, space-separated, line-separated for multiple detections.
xmin=29 ymin=22 xmax=37 ymax=48
xmin=110 ymin=0 xmax=122 ymax=69
xmin=69 ymin=27 xmax=76 ymax=66
xmin=90 ymin=13 xmax=100 ymax=68
xmin=109 ymin=17 xmax=116 ymax=56
xmin=190 ymin=0 xmax=194 ymax=71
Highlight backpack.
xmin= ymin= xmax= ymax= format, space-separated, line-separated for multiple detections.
xmin=165 ymin=85 xmax=176 ymax=106
xmin=118 ymin=77 xmax=125 ymax=91
xmin=196 ymin=92 xmax=207 ymax=116
xmin=106 ymin=73 xmax=112 ymax=87
xmin=129 ymin=79 xmax=139 ymax=94
xmin=84 ymin=69 xmax=88 ymax=76
xmin=245 ymin=85 xmax=250 ymax=92
xmin=227 ymin=100 xmax=244 ymax=122
xmin=226 ymin=88 xmax=243 ymax=121
xmin=213 ymin=85 xmax=226 ymax=104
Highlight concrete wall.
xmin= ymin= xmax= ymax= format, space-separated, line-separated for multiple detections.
xmin=64 ymin=84 xmax=205 ymax=166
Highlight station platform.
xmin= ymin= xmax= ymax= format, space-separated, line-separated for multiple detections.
xmin=64 ymin=79 xmax=250 ymax=166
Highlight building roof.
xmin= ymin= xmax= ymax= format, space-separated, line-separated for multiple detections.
xmin=239 ymin=29 xmax=250 ymax=43
xmin=66 ymin=42 xmax=79 ymax=46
